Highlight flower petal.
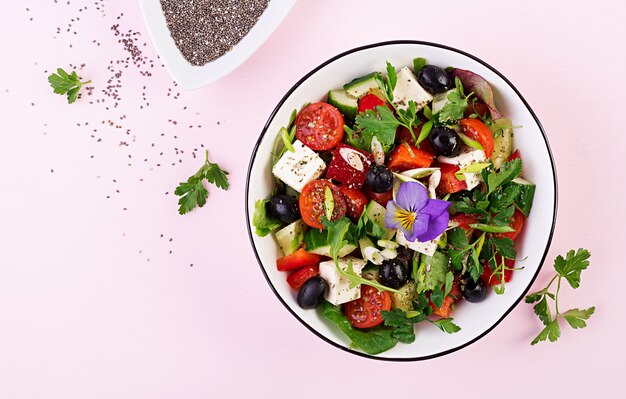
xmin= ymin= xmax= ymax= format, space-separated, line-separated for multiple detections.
xmin=420 ymin=199 xmax=452 ymax=218
xmin=404 ymin=212 xmax=430 ymax=242
xmin=396 ymin=181 xmax=428 ymax=212
xmin=385 ymin=201 xmax=407 ymax=230
xmin=416 ymin=211 xmax=450 ymax=242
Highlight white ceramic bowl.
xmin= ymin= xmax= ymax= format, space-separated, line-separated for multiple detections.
xmin=246 ymin=41 xmax=557 ymax=361
xmin=140 ymin=0 xmax=297 ymax=89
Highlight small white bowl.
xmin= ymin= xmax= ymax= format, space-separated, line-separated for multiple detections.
xmin=246 ymin=41 xmax=557 ymax=361
xmin=139 ymin=0 xmax=297 ymax=89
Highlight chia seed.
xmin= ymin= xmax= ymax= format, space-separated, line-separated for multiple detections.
xmin=160 ymin=0 xmax=269 ymax=66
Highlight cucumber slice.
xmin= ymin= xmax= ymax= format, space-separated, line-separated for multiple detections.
xmin=489 ymin=118 xmax=514 ymax=169
xmin=391 ymin=281 xmax=417 ymax=312
xmin=365 ymin=201 xmax=395 ymax=240
xmin=343 ymin=72 xmax=382 ymax=99
xmin=511 ymin=177 xmax=536 ymax=216
xmin=416 ymin=251 xmax=450 ymax=294
xmin=274 ymin=220 xmax=307 ymax=256
xmin=304 ymin=228 xmax=356 ymax=257
xmin=327 ymin=90 xmax=358 ymax=123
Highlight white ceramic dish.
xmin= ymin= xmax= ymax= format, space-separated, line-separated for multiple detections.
xmin=139 ymin=0 xmax=297 ymax=89
xmin=246 ymin=41 xmax=557 ymax=361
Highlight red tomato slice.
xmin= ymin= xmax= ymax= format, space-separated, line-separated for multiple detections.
xmin=344 ymin=285 xmax=391 ymax=329
xmin=326 ymin=144 xmax=373 ymax=189
xmin=494 ymin=208 xmax=524 ymax=241
xmin=299 ymin=180 xmax=347 ymax=229
xmin=337 ymin=186 xmax=368 ymax=222
xmin=437 ymin=162 xmax=467 ymax=195
xmin=277 ymin=248 xmax=322 ymax=272
xmin=481 ymin=256 xmax=514 ymax=286
xmin=357 ymin=93 xmax=386 ymax=114
xmin=386 ymin=143 xmax=434 ymax=172
xmin=451 ymin=213 xmax=478 ymax=232
xmin=295 ymin=102 xmax=345 ymax=151
xmin=459 ymin=118 xmax=495 ymax=157
xmin=362 ymin=185 xmax=393 ymax=207
xmin=286 ymin=265 xmax=320 ymax=290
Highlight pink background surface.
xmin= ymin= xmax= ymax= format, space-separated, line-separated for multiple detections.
xmin=1 ymin=1 xmax=624 ymax=397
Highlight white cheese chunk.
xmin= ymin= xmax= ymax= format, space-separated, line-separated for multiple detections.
xmin=392 ymin=66 xmax=433 ymax=111
xmin=396 ymin=230 xmax=439 ymax=257
xmin=437 ymin=146 xmax=487 ymax=190
xmin=319 ymin=257 xmax=366 ymax=305
xmin=272 ymin=140 xmax=326 ymax=192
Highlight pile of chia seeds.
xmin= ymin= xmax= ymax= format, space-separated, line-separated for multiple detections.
xmin=160 ymin=0 xmax=270 ymax=66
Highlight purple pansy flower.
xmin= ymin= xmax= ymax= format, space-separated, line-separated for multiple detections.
xmin=385 ymin=182 xmax=451 ymax=242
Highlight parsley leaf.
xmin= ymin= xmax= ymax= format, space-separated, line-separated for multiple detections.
xmin=433 ymin=77 xmax=469 ymax=125
xmin=350 ymin=106 xmax=400 ymax=153
xmin=413 ymin=57 xmax=427 ymax=74
xmin=486 ymin=159 xmax=523 ymax=195
xmin=525 ymin=248 xmax=595 ymax=345
xmin=431 ymin=318 xmax=461 ymax=334
xmin=48 ymin=68 xmax=91 ymax=104
xmin=381 ymin=309 xmax=416 ymax=344
xmin=554 ymin=248 xmax=591 ymax=289
xmin=174 ymin=150 xmax=229 ymax=215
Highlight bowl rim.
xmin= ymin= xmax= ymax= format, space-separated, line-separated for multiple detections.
xmin=245 ymin=40 xmax=558 ymax=361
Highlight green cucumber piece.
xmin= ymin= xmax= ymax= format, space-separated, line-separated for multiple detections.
xmin=343 ymin=72 xmax=382 ymax=99
xmin=511 ymin=177 xmax=536 ymax=216
xmin=391 ymin=281 xmax=417 ymax=312
xmin=327 ymin=90 xmax=358 ymax=123
xmin=365 ymin=201 xmax=395 ymax=240
xmin=275 ymin=220 xmax=307 ymax=256
xmin=304 ymin=228 xmax=357 ymax=257
xmin=489 ymin=118 xmax=514 ymax=169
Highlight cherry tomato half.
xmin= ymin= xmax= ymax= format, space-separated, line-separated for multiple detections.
xmin=299 ymin=180 xmax=347 ymax=229
xmin=344 ymin=285 xmax=391 ymax=329
xmin=337 ymin=186 xmax=368 ymax=222
xmin=295 ymin=102 xmax=345 ymax=151
xmin=459 ymin=118 xmax=495 ymax=157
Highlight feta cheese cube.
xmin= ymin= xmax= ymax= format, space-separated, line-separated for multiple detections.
xmin=272 ymin=140 xmax=326 ymax=192
xmin=319 ymin=257 xmax=366 ymax=305
xmin=396 ymin=230 xmax=439 ymax=257
xmin=392 ymin=67 xmax=433 ymax=111
xmin=438 ymin=146 xmax=488 ymax=190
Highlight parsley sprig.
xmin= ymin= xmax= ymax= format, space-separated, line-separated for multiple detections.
xmin=174 ymin=150 xmax=229 ymax=215
xmin=525 ymin=248 xmax=595 ymax=345
xmin=48 ymin=68 xmax=91 ymax=104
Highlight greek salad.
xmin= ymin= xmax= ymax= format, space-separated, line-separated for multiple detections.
xmin=253 ymin=58 xmax=535 ymax=355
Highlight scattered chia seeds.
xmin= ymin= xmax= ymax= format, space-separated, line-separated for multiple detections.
xmin=160 ymin=0 xmax=269 ymax=66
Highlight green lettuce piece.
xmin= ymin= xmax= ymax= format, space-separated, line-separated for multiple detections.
xmin=416 ymin=251 xmax=450 ymax=293
xmin=252 ymin=199 xmax=281 ymax=237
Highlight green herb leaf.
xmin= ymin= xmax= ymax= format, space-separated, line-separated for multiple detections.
xmin=48 ymin=67 xmax=92 ymax=104
xmin=457 ymin=132 xmax=485 ymax=151
xmin=413 ymin=57 xmax=427 ymax=74
xmin=434 ymin=86 xmax=468 ymax=125
xmin=351 ymin=106 xmax=401 ymax=153
xmin=381 ymin=309 xmax=416 ymax=344
xmin=324 ymin=186 xmax=334 ymax=221
xmin=385 ymin=61 xmax=397 ymax=100
xmin=562 ymin=307 xmax=596 ymax=329
xmin=531 ymin=320 xmax=561 ymax=345
xmin=469 ymin=223 xmax=515 ymax=233
xmin=486 ymin=159 xmax=522 ymax=195
xmin=443 ymin=271 xmax=455 ymax=298
xmin=533 ymin=296 xmax=552 ymax=326
xmin=252 ymin=199 xmax=281 ymax=236
xmin=431 ymin=318 xmax=461 ymax=334
xmin=280 ymin=127 xmax=295 ymax=153
xmin=554 ymin=248 xmax=591 ymax=289
xmin=175 ymin=150 xmax=229 ymax=215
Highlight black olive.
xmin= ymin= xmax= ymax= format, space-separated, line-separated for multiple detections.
xmin=429 ymin=126 xmax=461 ymax=157
xmin=267 ymin=194 xmax=300 ymax=223
xmin=379 ymin=259 xmax=408 ymax=289
xmin=461 ymin=276 xmax=487 ymax=303
xmin=297 ymin=277 xmax=327 ymax=309
xmin=417 ymin=65 xmax=453 ymax=94
xmin=365 ymin=164 xmax=393 ymax=193
xmin=394 ymin=246 xmax=413 ymax=268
